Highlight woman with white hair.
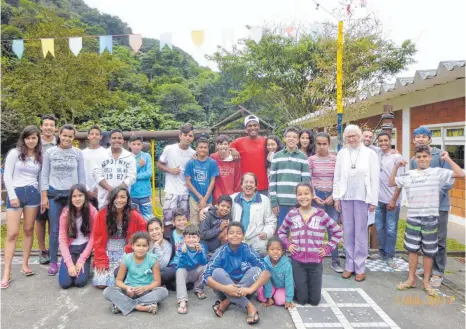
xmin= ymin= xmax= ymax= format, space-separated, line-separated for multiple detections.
xmin=333 ymin=125 xmax=380 ymax=282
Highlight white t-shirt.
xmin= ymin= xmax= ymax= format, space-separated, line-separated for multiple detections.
xmin=71 ymin=216 xmax=90 ymax=246
xmin=396 ymin=167 xmax=454 ymax=217
xmin=82 ymin=147 xmax=108 ymax=191
xmin=159 ymin=144 xmax=195 ymax=195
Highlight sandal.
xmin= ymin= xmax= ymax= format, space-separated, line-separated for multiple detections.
xmin=177 ymin=301 xmax=188 ymax=314
xmin=396 ymin=282 xmax=416 ymax=291
xmin=1 ymin=279 xmax=11 ymax=290
xmin=147 ymin=303 xmax=158 ymax=315
xmin=423 ymin=287 xmax=439 ymax=297
xmin=212 ymin=301 xmax=224 ymax=318
xmin=21 ymin=268 xmax=35 ymax=276
xmin=111 ymin=304 xmax=121 ymax=314
xmin=196 ymin=291 xmax=207 ymax=300
xmin=247 ymin=311 xmax=260 ymax=325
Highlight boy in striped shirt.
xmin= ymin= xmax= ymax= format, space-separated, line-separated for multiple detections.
xmin=269 ymin=127 xmax=310 ymax=227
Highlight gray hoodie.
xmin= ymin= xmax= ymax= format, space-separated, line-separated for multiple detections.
xmin=410 ymin=147 xmax=453 ymax=212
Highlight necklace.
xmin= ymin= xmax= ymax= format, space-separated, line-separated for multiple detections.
xmin=349 ymin=148 xmax=360 ymax=169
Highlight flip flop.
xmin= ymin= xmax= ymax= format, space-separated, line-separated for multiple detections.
xmin=1 ymin=279 xmax=11 ymax=289
xmin=395 ymin=282 xmax=416 ymax=291
xmin=247 ymin=311 xmax=260 ymax=325
xmin=196 ymin=291 xmax=207 ymax=300
xmin=111 ymin=304 xmax=120 ymax=314
xmin=147 ymin=303 xmax=158 ymax=315
xmin=212 ymin=301 xmax=223 ymax=318
xmin=423 ymin=287 xmax=439 ymax=297
xmin=20 ymin=268 xmax=35 ymax=276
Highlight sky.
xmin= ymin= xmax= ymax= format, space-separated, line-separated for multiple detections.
xmin=84 ymin=0 xmax=465 ymax=78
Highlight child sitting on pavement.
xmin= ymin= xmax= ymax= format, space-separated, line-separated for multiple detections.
xmin=390 ymin=145 xmax=464 ymax=297
xmin=199 ymin=195 xmax=232 ymax=253
xmin=176 ymin=225 xmax=208 ymax=314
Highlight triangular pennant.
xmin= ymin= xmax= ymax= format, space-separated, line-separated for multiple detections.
xmin=160 ymin=32 xmax=172 ymax=50
xmin=191 ymin=30 xmax=204 ymax=48
xmin=222 ymin=28 xmax=235 ymax=48
xmin=129 ymin=34 xmax=142 ymax=53
xmin=284 ymin=25 xmax=295 ymax=38
xmin=12 ymin=39 xmax=24 ymax=59
xmin=68 ymin=37 xmax=82 ymax=57
xmin=250 ymin=26 xmax=263 ymax=43
xmin=41 ymin=38 xmax=55 ymax=58
xmin=99 ymin=35 xmax=113 ymax=54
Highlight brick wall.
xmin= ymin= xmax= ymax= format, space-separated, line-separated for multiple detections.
xmin=410 ymin=97 xmax=465 ymax=221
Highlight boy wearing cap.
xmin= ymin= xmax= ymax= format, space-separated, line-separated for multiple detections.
xmin=230 ymin=115 xmax=268 ymax=194
xmin=409 ymin=126 xmax=453 ymax=288
xmin=390 ymin=145 xmax=464 ymax=296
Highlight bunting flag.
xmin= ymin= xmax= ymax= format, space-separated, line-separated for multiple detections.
xmin=250 ymin=26 xmax=263 ymax=43
xmin=129 ymin=34 xmax=142 ymax=53
xmin=160 ymin=32 xmax=172 ymax=50
xmin=222 ymin=28 xmax=235 ymax=48
xmin=284 ymin=25 xmax=295 ymax=38
xmin=12 ymin=39 xmax=24 ymax=59
xmin=191 ymin=30 xmax=204 ymax=48
xmin=41 ymin=38 xmax=55 ymax=58
xmin=69 ymin=37 xmax=82 ymax=57
xmin=99 ymin=35 xmax=113 ymax=54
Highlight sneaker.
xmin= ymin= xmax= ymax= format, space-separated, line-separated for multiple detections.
xmin=331 ymin=261 xmax=344 ymax=273
xmin=39 ymin=250 xmax=50 ymax=265
xmin=371 ymin=253 xmax=385 ymax=260
xmin=47 ymin=263 xmax=58 ymax=276
xmin=386 ymin=258 xmax=398 ymax=269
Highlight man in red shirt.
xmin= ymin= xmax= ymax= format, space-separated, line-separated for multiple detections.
xmin=211 ymin=135 xmax=242 ymax=204
xmin=230 ymin=115 xmax=269 ymax=194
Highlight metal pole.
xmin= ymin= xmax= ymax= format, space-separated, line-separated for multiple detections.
xmin=336 ymin=21 xmax=344 ymax=150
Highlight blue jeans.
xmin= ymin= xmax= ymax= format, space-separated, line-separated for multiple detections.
xmin=278 ymin=205 xmax=293 ymax=228
xmin=58 ymin=243 xmax=91 ymax=289
xmin=375 ymin=201 xmax=400 ymax=259
xmin=312 ymin=190 xmax=340 ymax=262
xmin=132 ymin=196 xmax=153 ymax=221
xmin=48 ymin=190 xmax=68 ymax=264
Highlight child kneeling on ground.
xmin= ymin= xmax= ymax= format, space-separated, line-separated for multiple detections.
xmin=176 ymin=224 xmax=208 ymax=314
xmin=278 ymin=183 xmax=342 ymax=306
xmin=257 ymin=237 xmax=295 ymax=309
xmin=103 ymin=232 xmax=169 ymax=315
xmin=390 ymin=145 xmax=464 ymax=297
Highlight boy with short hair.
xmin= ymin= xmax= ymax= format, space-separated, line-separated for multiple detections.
xmin=269 ymin=127 xmax=310 ymax=227
xmin=210 ymin=135 xmax=241 ymax=204
xmin=176 ymin=224 xmax=208 ymax=314
xmin=157 ymin=123 xmax=196 ymax=236
xmin=185 ymin=137 xmax=219 ymax=226
xmin=82 ymin=125 xmax=107 ymax=209
xmin=129 ymin=135 xmax=153 ymax=220
xmin=389 ymin=145 xmax=464 ymax=296
xmin=199 ymin=195 xmax=232 ymax=253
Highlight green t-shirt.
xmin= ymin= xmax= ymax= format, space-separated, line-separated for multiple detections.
xmin=123 ymin=253 xmax=158 ymax=287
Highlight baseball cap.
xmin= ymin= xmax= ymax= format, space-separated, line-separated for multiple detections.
xmin=244 ymin=115 xmax=259 ymax=127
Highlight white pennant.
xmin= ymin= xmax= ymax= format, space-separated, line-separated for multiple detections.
xmin=69 ymin=37 xmax=82 ymax=57
xmin=250 ymin=26 xmax=263 ymax=43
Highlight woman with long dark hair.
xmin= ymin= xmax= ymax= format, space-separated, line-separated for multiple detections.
xmin=298 ymin=129 xmax=315 ymax=157
xmin=92 ymin=186 xmax=147 ymax=289
xmin=40 ymin=124 xmax=86 ymax=276
xmin=58 ymin=184 xmax=98 ymax=288
xmin=2 ymin=126 xmax=42 ymax=289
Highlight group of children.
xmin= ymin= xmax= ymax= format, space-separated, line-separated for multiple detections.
xmin=2 ymin=114 xmax=465 ymax=320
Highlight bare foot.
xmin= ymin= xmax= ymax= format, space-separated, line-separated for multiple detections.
xmin=135 ymin=304 xmax=150 ymax=312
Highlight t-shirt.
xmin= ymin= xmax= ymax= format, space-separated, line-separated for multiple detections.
xmin=169 ymin=230 xmax=184 ymax=266
xmin=395 ymin=167 xmax=454 ymax=217
xmin=159 ymin=144 xmax=196 ymax=195
xmin=210 ymin=152 xmax=242 ymax=204
xmin=82 ymin=147 xmax=108 ymax=191
xmin=3 ymin=149 xmax=41 ymax=200
xmin=71 ymin=216 xmax=90 ymax=246
xmin=230 ymin=137 xmax=268 ymax=190
xmin=308 ymin=154 xmax=336 ymax=192
xmin=184 ymin=158 xmax=219 ymax=203
xmin=123 ymin=253 xmax=158 ymax=287
xmin=240 ymin=193 xmax=255 ymax=232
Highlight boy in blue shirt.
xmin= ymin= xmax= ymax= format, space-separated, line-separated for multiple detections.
xmin=176 ymin=225 xmax=208 ymax=314
xmin=185 ymin=137 xmax=219 ymax=226
xmin=129 ymin=135 xmax=153 ymax=220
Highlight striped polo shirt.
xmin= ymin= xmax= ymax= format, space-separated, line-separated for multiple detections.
xmin=308 ymin=153 xmax=336 ymax=192
xmin=269 ymin=148 xmax=310 ymax=207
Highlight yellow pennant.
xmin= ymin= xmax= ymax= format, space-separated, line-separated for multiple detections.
xmin=191 ymin=30 xmax=204 ymax=48
xmin=41 ymin=38 xmax=55 ymax=58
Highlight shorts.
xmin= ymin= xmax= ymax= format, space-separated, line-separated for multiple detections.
xmin=163 ymin=193 xmax=189 ymax=226
xmin=404 ymin=216 xmax=438 ymax=257
xmin=132 ymin=196 xmax=153 ymax=221
xmin=6 ymin=186 xmax=40 ymax=211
